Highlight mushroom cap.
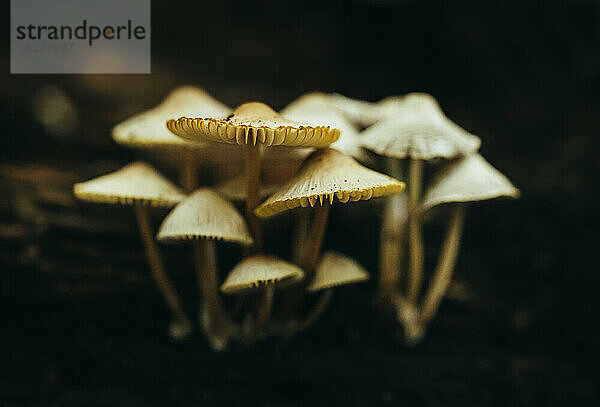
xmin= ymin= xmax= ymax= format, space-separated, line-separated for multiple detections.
xmin=281 ymin=92 xmax=368 ymax=161
xmin=216 ymin=173 xmax=279 ymax=202
xmin=255 ymin=148 xmax=405 ymax=218
xmin=360 ymin=93 xmax=481 ymax=160
xmin=329 ymin=93 xmax=382 ymax=127
xmin=421 ymin=153 xmax=520 ymax=211
xmin=308 ymin=251 xmax=370 ymax=292
xmin=112 ymin=86 xmax=230 ymax=149
xmin=220 ymin=255 xmax=305 ymax=294
xmin=157 ymin=188 xmax=254 ymax=245
xmin=73 ymin=162 xmax=185 ymax=207
xmin=166 ymin=101 xmax=341 ymax=148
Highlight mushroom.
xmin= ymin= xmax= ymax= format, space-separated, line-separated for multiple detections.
xmin=281 ymin=92 xmax=369 ymax=162
xmin=286 ymin=251 xmax=369 ymax=338
xmin=166 ymin=102 xmax=341 ymax=251
xmin=328 ymin=93 xmax=382 ymax=127
xmin=113 ymin=86 xmax=231 ymax=192
xmin=255 ymin=148 xmax=405 ymax=274
xmin=416 ymin=154 xmax=519 ymax=333
xmin=157 ymin=188 xmax=253 ymax=350
xmin=215 ymin=172 xmax=279 ymax=202
xmin=360 ymin=93 xmax=481 ymax=309
xmin=73 ymin=162 xmax=190 ymax=339
xmin=221 ymin=255 xmax=305 ymax=338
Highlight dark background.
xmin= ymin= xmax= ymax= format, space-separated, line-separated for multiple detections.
xmin=1 ymin=0 xmax=599 ymax=406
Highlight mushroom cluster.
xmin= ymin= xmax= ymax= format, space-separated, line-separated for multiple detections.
xmin=73 ymin=86 xmax=517 ymax=348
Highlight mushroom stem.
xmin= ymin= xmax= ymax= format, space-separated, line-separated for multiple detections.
xmin=255 ymin=285 xmax=275 ymax=333
xmin=180 ymin=149 xmax=197 ymax=193
xmin=245 ymin=143 xmax=263 ymax=252
xmin=376 ymin=158 xmax=404 ymax=307
xmin=419 ymin=204 xmax=466 ymax=326
xmin=193 ymin=239 xmax=229 ymax=350
xmin=407 ymin=158 xmax=424 ymax=303
xmin=134 ymin=203 xmax=190 ymax=338
xmin=302 ymin=202 xmax=331 ymax=274
xmin=292 ymin=210 xmax=310 ymax=264
xmin=285 ymin=289 xmax=333 ymax=339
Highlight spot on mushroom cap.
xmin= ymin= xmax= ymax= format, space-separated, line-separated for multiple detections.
xmin=254 ymin=148 xmax=405 ymax=218
xmin=421 ymin=153 xmax=520 ymax=211
xmin=157 ymin=188 xmax=253 ymax=246
xmin=308 ymin=251 xmax=370 ymax=292
xmin=73 ymin=161 xmax=185 ymax=208
xmin=112 ymin=85 xmax=230 ymax=149
xmin=360 ymin=93 xmax=481 ymax=160
xmin=166 ymin=101 xmax=341 ymax=148
xmin=220 ymin=255 xmax=305 ymax=295
xmin=281 ymin=92 xmax=368 ymax=162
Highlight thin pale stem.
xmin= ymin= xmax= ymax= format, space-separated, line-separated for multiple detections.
xmin=376 ymin=158 xmax=405 ymax=307
xmin=419 ymin=205 xmax=466 ymax=326
xmin=245 ymin=143 xmax=263 ymax=252
xmin=407 ymin=158 xmax=424 ymax=303
xmin=134 ymin=203 xmax=190 ymax=334
xmin=292 ymin=210 xmax=310 ymax=264
xmin=180 ymin=149 xmax=197 ymax=193
xmin=255 ymin=285 xmax=275 ymax=333
xmin=302 ymin=202 xmax=331 ymax=274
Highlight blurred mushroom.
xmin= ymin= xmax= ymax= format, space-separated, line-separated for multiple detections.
xmin=157 ymin=188 xmax=253 ymax=350
xmin=73 ymin=162 xmax=190 ymax=340
xmin=417 ymin=154 xmax=519 ymax=334
xmin=167 ymin=102 xmax=341 ymax=251
xmin=113 ymin=86 xmax=231 ymax=192
xmin=215 ymin=172 xmax=279 ymax=202
xmin=329 ymin=93 xmax=381 ymax=127
xmin=361 ymin=93 xmax=481 ymax=309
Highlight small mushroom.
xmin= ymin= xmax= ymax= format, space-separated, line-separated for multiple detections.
xmin=361 ymin=93 xmax=481 ymax=308
xmin=167 ymin=102 xmax=342 ymax=251
xmin=157 ymin=188 xmax=253 ymax=350
xmin=417 ymin=154 xmax=519 ymax=331
xmin=328 ymin=93 xmax=382 ymax=127
xmin=113 ymin=86 xmax=231 ymax=192
xmin=215 ymin=172 xmax=279 ymax=202
xmin=73 ymin=162 xmax=190 ymax=340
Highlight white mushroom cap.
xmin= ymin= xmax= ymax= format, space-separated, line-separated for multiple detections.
xmin=281 ymin=92 xmax=368 ymax=161
xmin=421 ymin=153 xmax=520 ymax=211
xmin=167 ymin=102 xmax=340 ymax=148
xmin=308 ymin=251 xmax=370 ymax=292
xmin=361 ymin=93 xmax=481 ymax=160
xmin=157 ymin=188 xmax=254 ymax=245
xmin=113 ymin=85 xmax=230 ymax=149
xmin=221 ymin=255 xmax=305 ymax=294
xmin=73 ymin=162 xmax=184 ymax=207
xmin=255 ymin=148 xmax=405 ymax=218
xmin=329 ymin=93 xmax=382 ymax=127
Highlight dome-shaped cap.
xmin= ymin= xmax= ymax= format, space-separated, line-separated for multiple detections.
xmin=157 ymin=188 xmax=254 ymax=245
xmin=281 ymin=92 xmax=368 ymax=161
xmin=361 ymin=93 xmax=481 ymax=160
xmin=421 ymin=154 xmax=520 ymax=211
xmin=255 ymin=148 xmax=405 ymax=218
xmin=73 ymin=162 xmax=184 ymax=207
xmin=167 ymin=102 xmax=340 ymax=148
xmin=329 ymin=93 xmax=381 ymax=127
xmin=113 ymin=86 xmax=230 ymax=149
xmin=308 ymin=251 xmax=369 ymax=292
xmin=220 ymin=255 xmax=305 ymax=294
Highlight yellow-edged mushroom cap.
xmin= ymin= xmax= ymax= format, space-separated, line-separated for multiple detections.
xmin=361 ymin=93 xmax=481 ymax=160
xmin=220 ymin=255 xmax=305 ymax=294
xmin=281 ymin=92 xmax=368 ymax=161
xmin=113 ymin=86 xmax=230 ymax=149
xmin=166 ymin=101 xmax=340 ymax=148
xmin=156 ymin=188 xmax=253 ymax=245
xmin=255 ymin=148 xmax=405 ymax=218
xmin=421 ymin=154 xmax=520 ymax=211
xmin=73 ymin=162 xmax=184 ymax=207
xmin=308 ymin=251 xmax=370 ymax=292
